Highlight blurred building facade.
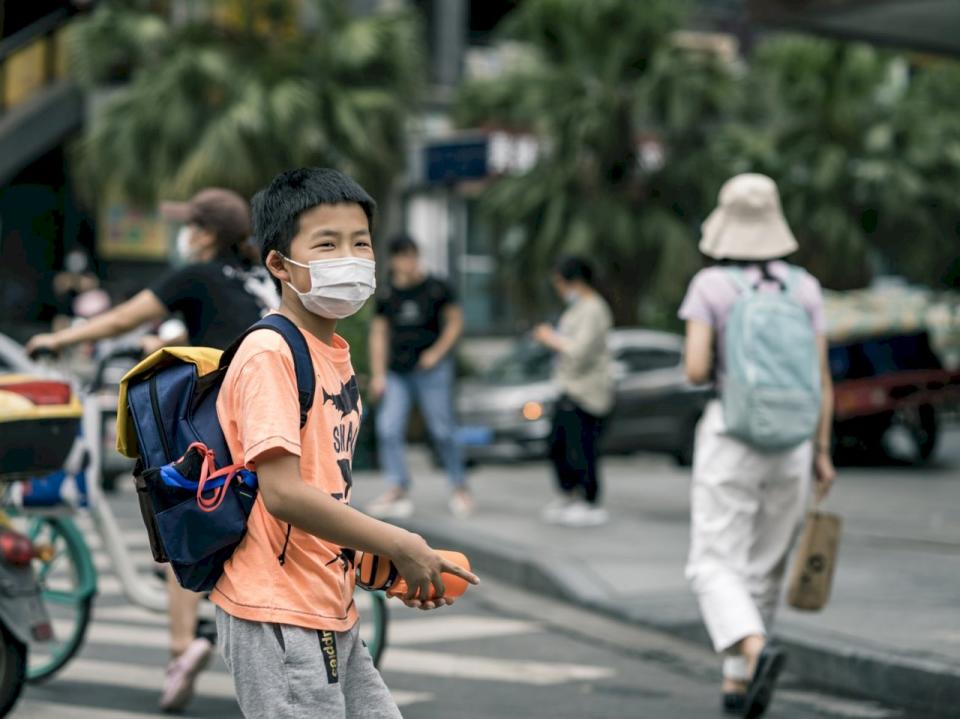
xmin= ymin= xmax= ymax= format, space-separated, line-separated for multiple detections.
xmin=0 ymin=1 xmax=92 ymax=340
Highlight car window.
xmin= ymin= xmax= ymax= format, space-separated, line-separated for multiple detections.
xmin=483 ymin=341 xmax=553 ymax=384
xmin=615 ymin=347 xmax=680 ymax=373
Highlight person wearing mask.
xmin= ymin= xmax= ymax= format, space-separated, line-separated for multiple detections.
xmin=679 ymin=173 xmax=836 ymax=718
xmin=366 ymin=234 xmax=473 ymax=519
xmin=534 ymin=256 xmax=614 ymax=528
xmin=26 ymin=187 xmax=278 ymax=713
xmin=213 ymin=167 xmax=478 ymax=718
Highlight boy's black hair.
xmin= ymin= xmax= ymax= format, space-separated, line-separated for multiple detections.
xmin=252 ymin=167 xmax=376 ymax=287
xmin=554 ymin=255 xmax=595 ymax=286
xmin=387 ymin=233 xmax=419 ymax=256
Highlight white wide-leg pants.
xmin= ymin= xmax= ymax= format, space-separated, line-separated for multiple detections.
xmin=685 ymin=401 xmax=812 ymax=679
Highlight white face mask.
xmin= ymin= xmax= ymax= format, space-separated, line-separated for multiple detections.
xmin=283 ymin=256 xmax=376 ymax=319
xmin=175 ymin=226 xmax=195 ymax=261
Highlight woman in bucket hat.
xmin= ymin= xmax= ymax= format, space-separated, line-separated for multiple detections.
xmin=678 ymin=174 xmax=837 ymax=718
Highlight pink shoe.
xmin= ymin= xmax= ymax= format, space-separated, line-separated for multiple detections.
xmin=160 ymin=637 xmax=213 ymax=713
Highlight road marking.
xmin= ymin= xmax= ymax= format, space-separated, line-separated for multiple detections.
xmin=51 ymin=656 xmax=237 ymax=699
xmin=383 ymin=648 xmax=615 ymax=685
xmin=387 ymin=615 xmax=541 ymax=645
xmin=14 ymin=699 xmax=170 ymax=719
xmin=91 ymin=604 xmax=173 ymax=626
xmin=16 ymin=691 xmax=432 ymax=718
xmin=55 ymin=619 xmax=377 ymax=651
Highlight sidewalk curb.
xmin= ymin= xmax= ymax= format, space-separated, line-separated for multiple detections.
xmin=399 ymin=517 xmax=960 ymax=717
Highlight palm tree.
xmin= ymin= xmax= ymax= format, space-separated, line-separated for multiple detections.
xmin=70 ymin=0 xmax=424 ymax=209
xmin=454 ymin=0 xmax=736 ymax=325
xmin=710 ymin=35 xmax=960 ymax=292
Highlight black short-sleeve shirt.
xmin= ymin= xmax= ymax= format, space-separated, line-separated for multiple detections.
xmin=149 ymin=260 xmax=278 ymax=349
xmin=375 ymin=276 xmax=456 ymax=373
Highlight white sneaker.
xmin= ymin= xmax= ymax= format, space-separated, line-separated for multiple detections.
xmin=541 ymin=496 xmax=575 ymax=524
xmin=366 ymin=494 xmax=414 ymax=519
xmin=557 ymin=501 xmax=609 ymax=528
xmin=449 ymin=492 xmax=475 ymax=518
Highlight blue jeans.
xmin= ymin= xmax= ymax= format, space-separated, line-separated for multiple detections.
xmin=375 ymin=358 xmax=466 ymax=491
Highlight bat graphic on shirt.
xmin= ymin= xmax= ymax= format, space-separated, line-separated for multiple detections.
xmin=337 ymin=459 xmax=353 ymax=491
xmin=323 ymin=376 xmax=361 ymax=418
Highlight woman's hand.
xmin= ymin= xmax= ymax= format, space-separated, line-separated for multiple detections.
xmin=813 ymin=450 xmax=836 ymax=503
xmin=533 ymin=323 xmax=557 ymax=348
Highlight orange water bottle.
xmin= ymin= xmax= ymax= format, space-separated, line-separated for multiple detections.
xmin=355 ymin=550 xmax=471 ymax=600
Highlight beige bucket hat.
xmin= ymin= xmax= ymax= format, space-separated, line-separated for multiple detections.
xmin=699 ymin=173 xmax=798 ymax=260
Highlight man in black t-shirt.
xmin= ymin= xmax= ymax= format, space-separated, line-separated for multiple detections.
xmin=149 ymin=251 xmax=276 ymax=349
xmin=28 ymin=188 xmax=277 ymax=354
xmin=367 ymin=234 xmax=472 ymax=519
xmin=27 ymin=187 xmax=277 ymax=712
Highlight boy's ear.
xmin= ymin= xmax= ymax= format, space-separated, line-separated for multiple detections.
xmin=265 ymin=250 xmax=290 ymax=286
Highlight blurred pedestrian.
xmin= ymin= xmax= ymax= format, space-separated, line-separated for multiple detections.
xmin=366 ymin=234 xmax=473 ymax=518
xmin=51 ymin=248 xmax=101 ymax=331
xmin=535 ymin=256 xmax=614 ymax=527
xmin=679 ymin=173 xmax=836 ymax=718
xmin=26 ymin=187 xmax=278 ymax=713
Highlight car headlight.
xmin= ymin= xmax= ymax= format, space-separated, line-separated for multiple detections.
xmin=522 ymin=401 xmax=544 ymax=421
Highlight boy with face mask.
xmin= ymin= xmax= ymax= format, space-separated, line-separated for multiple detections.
xmin=212 ymin=167 xmax=479 ymax=718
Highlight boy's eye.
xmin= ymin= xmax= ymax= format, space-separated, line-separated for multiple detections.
xmin=355 ymin=240 xmax=372 ymax=248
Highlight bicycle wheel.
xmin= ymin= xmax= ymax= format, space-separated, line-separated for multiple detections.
xmin=356 ymin=590 xmax=389 ymax=668
xmin=25 ymin=516 xmax=97 ymax=682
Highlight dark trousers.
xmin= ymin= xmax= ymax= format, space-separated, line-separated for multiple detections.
xmin=549 ymin=396 xmax=604 ymax=505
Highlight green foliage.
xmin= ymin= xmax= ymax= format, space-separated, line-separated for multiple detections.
xmin=71 ymin=0 xmax=424 ymax=208
xmin=459 ymin=14 xmax=960 ymax=327
xmin=456 ymin=0 xmax=729 ymax=326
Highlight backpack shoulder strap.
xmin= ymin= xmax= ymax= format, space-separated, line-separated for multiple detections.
xmin=219 ymin=314 xmax=315 ymax=428
xmin=782 ymin=265 xmax=804 ymax=297
xmin=725 ymin=267 xmax=754 ymax=295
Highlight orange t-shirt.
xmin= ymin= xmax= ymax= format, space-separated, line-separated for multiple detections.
xmin=211 ymin=323 xmax=361 ymax=632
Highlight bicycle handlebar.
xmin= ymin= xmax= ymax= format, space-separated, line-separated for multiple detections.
xmin=28 ymin=347 xmax=59 ymax=361
xmin=90 ymin=346 xmax=144 ymax=392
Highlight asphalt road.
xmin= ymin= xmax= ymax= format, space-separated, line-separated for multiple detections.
xmin=11 ymin=485 xmax=913 ymax=719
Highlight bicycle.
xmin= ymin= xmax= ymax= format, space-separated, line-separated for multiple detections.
xmin=5 ymin=342 xmax=388 ymax=684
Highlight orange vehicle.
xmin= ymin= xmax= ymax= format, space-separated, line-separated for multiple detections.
xmin=830 ymin=331 xmax=960 ymax=464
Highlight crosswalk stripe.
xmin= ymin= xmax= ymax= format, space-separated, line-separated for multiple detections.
xmin=385 ymin=615 xmax=541 ymax=645
xmin=14 ymin=699 xmax=170 ymax=719
xmin=383 ymin=648 xmax=615 ymax=685
xmin=53 ymin=656 xmax=237 ymax=699
xmin=15 ymin=689 xmax=432 ymax=718
xmin=54 ymin=619 xmax=376 ymax=651
xmin=57 ymin=615 xmax=532 ymax=652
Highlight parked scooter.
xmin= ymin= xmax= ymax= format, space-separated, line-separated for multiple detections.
xmin=0 ymin=370 xmax=69 ymax=716
xmin=0 ymin=520 xmax=53 ymax=716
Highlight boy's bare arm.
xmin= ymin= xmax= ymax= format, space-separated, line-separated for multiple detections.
xmin=256 ymin=450 xmax=479 ymax=606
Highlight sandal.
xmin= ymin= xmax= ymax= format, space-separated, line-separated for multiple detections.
xmin=743 ymin=644 xmax=786 ymax=718
xmin=723 ymin=692 xmax=746 ymax=715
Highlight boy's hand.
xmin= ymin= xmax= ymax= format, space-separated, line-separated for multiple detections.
xmin=391 ymin=532 xmax=480 ymax=609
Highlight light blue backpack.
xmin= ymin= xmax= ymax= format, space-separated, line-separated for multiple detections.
xmin=723 ymin=266 xmax=821 ymax=450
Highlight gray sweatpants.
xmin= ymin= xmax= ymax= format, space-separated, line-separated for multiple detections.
xmin=216 ymin=608 xmax=402 ymax=718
